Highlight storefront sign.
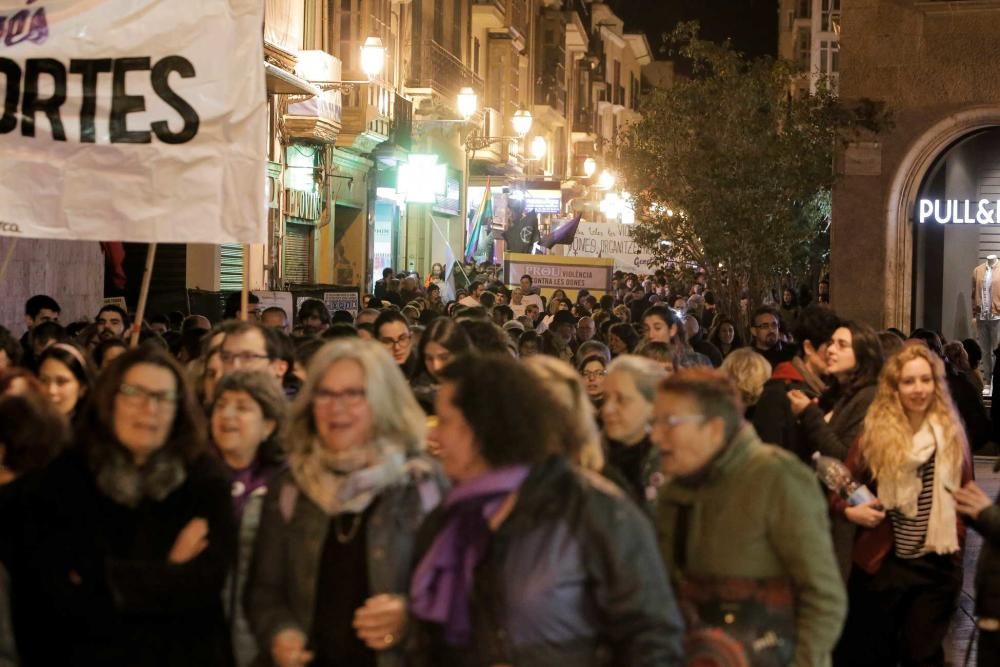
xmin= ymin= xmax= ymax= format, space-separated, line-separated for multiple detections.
xmin=567 ymin=221 xmax=657 ymax=272
xmin=0 ymin=0 xmax=267 ymax=243
xmin=504 ymin=253 xmax=613 ymax=292
xmin=917 ymin=199 xmax=1000 ymax=225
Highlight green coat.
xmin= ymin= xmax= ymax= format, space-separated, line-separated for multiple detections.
xmin=656 ymin=425 xmax=846 ymax=667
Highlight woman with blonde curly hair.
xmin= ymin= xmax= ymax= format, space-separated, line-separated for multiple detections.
xmin=719 ymin=348 xmax=772 ymax=420
xmin=832 ymin=343 xmax=973 ymax=667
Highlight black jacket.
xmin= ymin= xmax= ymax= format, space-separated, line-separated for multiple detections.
xmin=12 ymin=450 xmax=237 ymax=667
xmin=752 ymin=359 xmax=825 ymax=462
xmin=970 ymin=499 xmax=1000 ymax=618
xmin=797 ymin=383 xmax=877 ymax=580
xmin=408 ymin=457 xmax=684 ymax=667
xmin=948 ymin=367 xmax=991 ymax=452
xmin=689 ymin=333 xmax=723 ymax=368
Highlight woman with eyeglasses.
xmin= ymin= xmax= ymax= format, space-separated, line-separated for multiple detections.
xmin=246 ymin=339 xmax=443 ymax=667
xmin=209 ymin=370 xmax=288 ymax=667
xmin=577 ymin=353 xmax=608 ymax=413
xmin=373 ymin=311 xmax=420 ymax=382
xmin=16 ymin=347 xmax=237 ymax=666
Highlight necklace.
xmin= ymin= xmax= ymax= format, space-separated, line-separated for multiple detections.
xmin=334 ymin=512 xmax=364 ymax=544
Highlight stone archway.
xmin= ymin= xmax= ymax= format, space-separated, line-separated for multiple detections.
xmin=884 ymin=107 xmax=1000 ymax=329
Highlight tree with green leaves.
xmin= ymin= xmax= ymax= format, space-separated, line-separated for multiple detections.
xmin=616 ymin=23 xmax=889 ymax=321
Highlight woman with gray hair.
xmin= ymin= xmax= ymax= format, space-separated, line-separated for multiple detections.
xmin=209 ymin=370 xmax=289 ymax=667
xmin=246 ymin=339 xmax=443 ymax=667
xmin=600 ymin=355 xmax=668 ymax=514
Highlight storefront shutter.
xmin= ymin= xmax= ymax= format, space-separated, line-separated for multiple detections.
xmin=220 ymin=243 xmax=244 ymax=291
xmin=284 ymin=222 xmax=314 ymax=284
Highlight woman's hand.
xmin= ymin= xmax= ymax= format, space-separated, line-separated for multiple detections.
xmin=271 ymin=628 xmax=313 ymax=667
xmin=845 ymin=500 xmax=886 ymax=528
xmin=353 ymin=594 xmax=407 ymax=651
xmin=786 ymin=389 xmax=814 ymax=417
xmin=168 ymin=517 xmax=209 ymax=564
xmin=953 ymin=481 xmax=994 ymax=520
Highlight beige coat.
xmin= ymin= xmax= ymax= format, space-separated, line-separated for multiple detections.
xmin=972 ymin=261 xmax=1000 ymax=317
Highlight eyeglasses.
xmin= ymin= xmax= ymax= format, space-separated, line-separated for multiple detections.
xmin=379 ymin=333 xmax=412 ymax=349
xmin=119 ymin=383 xmax=178 ymax=408
xmin=220 ymin=351 xmax=271 ymax=364
xmin=649 ymin=414 xmax=706 ymax=431
xmin=581 ymin=370 xmax=607 ymax=380
xmin=314 ymin=387 xmax=367 ymax=407
xmin=752 ymin=321 xmax=779 ymax=331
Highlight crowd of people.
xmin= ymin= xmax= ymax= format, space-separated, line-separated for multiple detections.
xmin=0 ymin=265 xmax=999 ymax=667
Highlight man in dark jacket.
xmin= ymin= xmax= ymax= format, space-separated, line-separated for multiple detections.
xmin=752 ymin=306 xmax=841 ymax=461
xmin=750 ymin=306 xmax=798 ymax=368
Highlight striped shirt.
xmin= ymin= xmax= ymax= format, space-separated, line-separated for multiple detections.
xmin=889 ymin=452 xmax=935 ymax=559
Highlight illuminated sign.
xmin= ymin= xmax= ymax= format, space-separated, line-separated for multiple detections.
xmin=524 ymin=188 xmax=563 ymax=214
xmin=917 ymin=199 xmax=1000 ymax=224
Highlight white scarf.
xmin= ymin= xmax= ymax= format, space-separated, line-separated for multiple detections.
xmin=289 ymin=438 xmax=406 ymax=516
xmin=877 ymin=417 xmax=960 ymax=555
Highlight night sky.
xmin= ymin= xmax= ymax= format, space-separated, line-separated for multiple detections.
xmin=605 ymin=0 xmax=779 ymax=60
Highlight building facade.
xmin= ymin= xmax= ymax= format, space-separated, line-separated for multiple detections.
xmin=831 ymin=1 xmax=1000 ymax=338
xmin=777 ymin=0 xmax=840 ymax=94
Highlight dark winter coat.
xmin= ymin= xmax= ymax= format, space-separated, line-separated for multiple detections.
xmin=797 ymin=383 xmax=878 ymax=579
xmin=245 ymin=462 xmax=443 ymax=667
xmin=752 ymin=358 xmax=828 ymax=462
xmin=969 ymin=496 xmax=1000 ymax=620
xmin=947 ymin=367 xmax=991 ymax=452
xmin=12 ymin=450 xmax=236 ymax=667
xmin=407 ymin=457 xmax=685 ymax=667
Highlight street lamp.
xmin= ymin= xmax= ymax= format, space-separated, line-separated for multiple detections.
xmin=512 ymin=110 xmax=533 ymax=137
xmin=583 ymin=157 xmax=597 ymax=177
xmin=360 ymin=37 xmax=386 ymax=79
xmin=597 ymin=169 xmax=616 ymax=190
xmin=457 ymin=87 xmax=478 ymax=120
xmin=530 ymin=136 xmax=547 ymax=161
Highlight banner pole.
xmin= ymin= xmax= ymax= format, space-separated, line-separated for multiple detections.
xmin=0 ymin=238 xmax=17 ymax=284
xmin=241 ymin=244 xmax=250 ymax=321
xmin=130 ymin=243 xmax=157 ymax=348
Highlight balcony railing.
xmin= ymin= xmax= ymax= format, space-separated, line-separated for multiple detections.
xmin=573 ymin=107 xmax=595 ymax=134
xmin=408 ymin=40 xmax=484 ymax=103
xmin=508 ymin=0 xmax=529 ymax=40
xmin=472 ymin=0 xmax=505 ymax=11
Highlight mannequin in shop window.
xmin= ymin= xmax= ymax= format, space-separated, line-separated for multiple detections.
xmin=972 ymin=254 xmax=1000 ymax=394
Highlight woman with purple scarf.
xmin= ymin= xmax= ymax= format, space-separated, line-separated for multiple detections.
xmin=209 ymin=370 xmax=288 ymax=667
xmin=408 ymin=354 xmax=685 ymax=666
xmin=246 ymin=339 xmax=444 ymax=667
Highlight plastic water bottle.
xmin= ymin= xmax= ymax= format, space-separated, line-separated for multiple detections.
xmin=812 ymin=452 xmax=881 ymax=508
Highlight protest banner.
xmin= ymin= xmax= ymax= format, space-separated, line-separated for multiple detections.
xmin=566 ymin=221 xmax=657 ymax=273
xmin=0 ymin=0 xmax=267 ymax=244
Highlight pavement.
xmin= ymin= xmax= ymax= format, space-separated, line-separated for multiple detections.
xmin=944 ymin=456 xmax=999 ymax=666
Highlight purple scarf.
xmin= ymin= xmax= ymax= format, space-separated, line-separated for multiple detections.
xmin=409 ymin=465 xmax=530 ymax=645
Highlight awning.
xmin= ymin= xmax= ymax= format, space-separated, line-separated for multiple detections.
xmin=265 ymin=62 xmax=320 ymax=97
